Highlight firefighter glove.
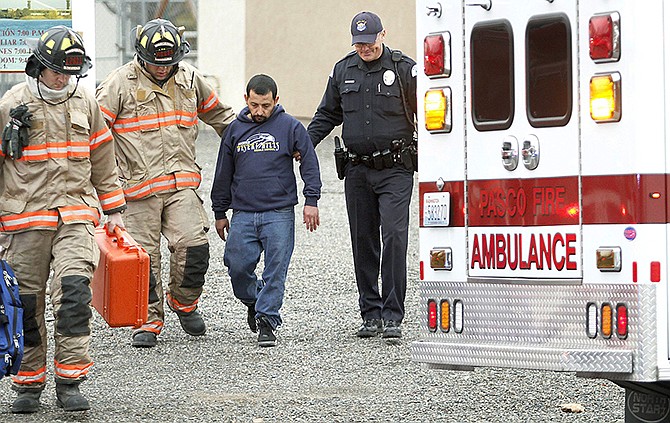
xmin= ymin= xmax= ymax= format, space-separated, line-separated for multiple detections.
xmin=2 ymin=105 xmax=32 ymax=159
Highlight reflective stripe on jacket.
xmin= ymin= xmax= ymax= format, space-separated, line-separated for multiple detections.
xmin=96 ymin=58 xmax=235 ymax=201
xmin=0 ymin=83 xmax=127 ymax=233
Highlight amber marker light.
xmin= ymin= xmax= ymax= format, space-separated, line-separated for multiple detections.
xmin=440 ymin=300 xmax=450 ymax=332
xmin=424 ymin=88 xmax=451 ymax=132
xmin=590 ymin=73 xmax=621 ymax=122
xmin=601 ymin=303 xmax=613 ymax=338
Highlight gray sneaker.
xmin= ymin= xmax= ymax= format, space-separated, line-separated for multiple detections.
xmin=257 ymin=316 xmax=276 ymax=347
xmin=382 ymin=320 xmax=402 ymax=340
xmin=356 ymin=319 xmax=383 ymax=338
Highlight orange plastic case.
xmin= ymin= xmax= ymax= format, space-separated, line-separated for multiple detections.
xmin=92 ymin=227 xmax=149 ymax=328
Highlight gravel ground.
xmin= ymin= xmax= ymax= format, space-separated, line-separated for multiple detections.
xmin=0 ymin=128 xmax=625 ymax=422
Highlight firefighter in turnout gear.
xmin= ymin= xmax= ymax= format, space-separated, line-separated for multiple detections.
xmin=96 ymin=18 xmax=235 ymax=348
xmin=0 ymin=26 xmax=126 ymax=413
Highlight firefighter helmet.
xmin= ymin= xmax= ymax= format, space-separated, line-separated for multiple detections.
xmin=134 ymin=19 xmax=190 ymax=66
xmin=25 ymin=26 xmax=92 ymax=78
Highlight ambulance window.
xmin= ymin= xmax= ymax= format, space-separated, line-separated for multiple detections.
xmin=470 ymin=20 xmax=514 ymax=131
xmin=526 ymin=14 xmax=572 ymax=127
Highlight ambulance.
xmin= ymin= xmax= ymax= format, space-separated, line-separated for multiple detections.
xmin=412 ymin=0 xmax=670 ymax=420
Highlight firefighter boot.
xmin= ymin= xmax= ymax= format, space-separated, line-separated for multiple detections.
xmin=56 ymin=381 xmax=90 ymax=411
xmin=11 ymin=389 xmax=42 ymax=414
xmin=132 ymin=330 xmax=157 ymax=348
xmin=174 ymin=309 xmax=206 ymax=336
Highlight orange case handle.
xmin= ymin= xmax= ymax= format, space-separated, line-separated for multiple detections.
xmin=105 ymin=225 xmax=131 ymax=249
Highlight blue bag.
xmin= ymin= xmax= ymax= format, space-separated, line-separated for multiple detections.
xmin=0 ymin=260 xmax=23 ymax=378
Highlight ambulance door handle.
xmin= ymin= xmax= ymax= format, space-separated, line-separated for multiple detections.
xmin=426 ymin=2 xmax=442 ymax=17
xmin=521 ymin=135 xmax=540 ymax=170
xmin=466 ymin=0 xmax=492 ymax=11
xmin=501 ymin=136 xmax=518 ymax=171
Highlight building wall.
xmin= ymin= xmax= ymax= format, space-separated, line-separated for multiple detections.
xmin=199 ymin=0 xmax=417 ymax=119
xmin=198 ymin=0 xmax=247 ymax=113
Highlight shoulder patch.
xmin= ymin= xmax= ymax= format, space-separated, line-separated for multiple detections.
xmin=336 ymin=51 xmax=358 ymax=65
xmin=402 ymin=54 xmax=417 ymax=65
xmin=411 ymin=65 xmax=418 ymax=77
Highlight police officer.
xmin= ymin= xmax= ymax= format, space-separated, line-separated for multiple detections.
xmin=308 ymin=11 xmax=417 ymax=341
xmin=96 ymin=19 xmax=235 ymax=348
xmin=0 ymin=26 xmax=126 ymax=412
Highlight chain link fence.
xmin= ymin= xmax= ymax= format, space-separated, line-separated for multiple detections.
xmin=0 ymin=0 xmax=199 ymax=95
xmin=95 ymin=0 xmax=198 ymax=84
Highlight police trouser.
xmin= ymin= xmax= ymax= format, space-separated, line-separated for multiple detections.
xmin=123 ymin=189 xmax=210 ymax=336
xmin=2 ymin=221 xmax=97 ymax=390
xmin=344 ymin=164 xmax=414 ymax=323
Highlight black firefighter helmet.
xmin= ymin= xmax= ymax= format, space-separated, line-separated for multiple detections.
xmin=25 ymin=25 xmax=92 ymax=78
xmin=134 ymin=18 xmax=190 ymax=66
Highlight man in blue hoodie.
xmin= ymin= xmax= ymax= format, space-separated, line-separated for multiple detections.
xmin=211 ymin=74 xmax=321 ymax=347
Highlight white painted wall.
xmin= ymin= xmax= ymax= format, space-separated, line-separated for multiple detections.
xmin=198 ymin=0 xmax=246 ymax=113
xmin=71 ymin=0 xmax=96 ymax=92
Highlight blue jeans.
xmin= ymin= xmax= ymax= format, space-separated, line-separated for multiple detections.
xmin=223 ymin=207 xmax=295 ymax=329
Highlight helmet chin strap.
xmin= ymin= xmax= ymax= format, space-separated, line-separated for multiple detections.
xmin=36 ymin=73 xmax=81 ymax=106
xmin=138 ymin=58 xmax=179 ymax=87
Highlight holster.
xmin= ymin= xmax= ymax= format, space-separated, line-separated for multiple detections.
xmin=334 ymin=136 xmax=347 ymax=180
xmin=372 ymin=151 xmax=384 ymax=170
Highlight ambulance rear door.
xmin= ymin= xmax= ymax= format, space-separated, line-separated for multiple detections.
xmin=464 ymin=0 xmax=581 ymax=282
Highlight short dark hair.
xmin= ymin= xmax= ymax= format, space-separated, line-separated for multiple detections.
xmin=246 ymin=74 xmax=277 ymax=98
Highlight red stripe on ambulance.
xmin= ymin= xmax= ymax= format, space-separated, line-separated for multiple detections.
xmin=419 ymin=173 xmax=668 ymax=227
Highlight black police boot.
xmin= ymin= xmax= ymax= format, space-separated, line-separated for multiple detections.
xmin=131 ymin=331 xmax=157 ymax=348
xmin=56 ymin=382 xmax=90 ymax=411
xmin=257 ymin=316 xmax=276 ymax=347
xmin=246 ymin=302 xmax=257 ymax=333
xmin=356 ymin=319 xmax=383 ymax=338
xmin=174 ymin=309 xmax=206 ymax=336
xmin=11 ymin=389 xmax=42 ymax=414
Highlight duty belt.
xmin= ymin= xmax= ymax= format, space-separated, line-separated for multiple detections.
xmin=348 ymin=139 xmax=417 ymax=171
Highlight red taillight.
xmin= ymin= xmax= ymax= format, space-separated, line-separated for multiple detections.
xmin=428 ymin=300 xmax=437 ymax=332
xmin=424 ymin=33 xmax=450 ymax=77
xmin=651 ymin=261 xmax=661 ymax=283
xmin=616 ymin=304 xmax=628 ymax=339
xmin=424 ymin=34 xmax=444 ymax=76
xmin=420 ymin=260 xmax=424 ymax=280
xmin=589 ymin=12 xmax=620 ymax=62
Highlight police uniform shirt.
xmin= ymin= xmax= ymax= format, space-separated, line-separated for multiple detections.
xmin=308 ymin=45 xmax=417 ymax=155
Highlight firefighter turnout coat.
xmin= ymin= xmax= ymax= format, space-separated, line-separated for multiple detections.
xmin=95 ymin=57 xmax=235 ymax=201
xmin=0 ymin=83 xmax=126 ymax=231
xmin=0 ymin=80 xmax=126 ymax=388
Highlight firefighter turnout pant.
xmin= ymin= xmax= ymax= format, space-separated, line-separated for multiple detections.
xmin=2 ymin=221 xmax=97 ymax=390
xmin=124 ymin=189 xmax=210 ymax=337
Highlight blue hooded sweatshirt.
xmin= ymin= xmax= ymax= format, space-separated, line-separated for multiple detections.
xmin=211 ymin=104 xmax=321 ymax=219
